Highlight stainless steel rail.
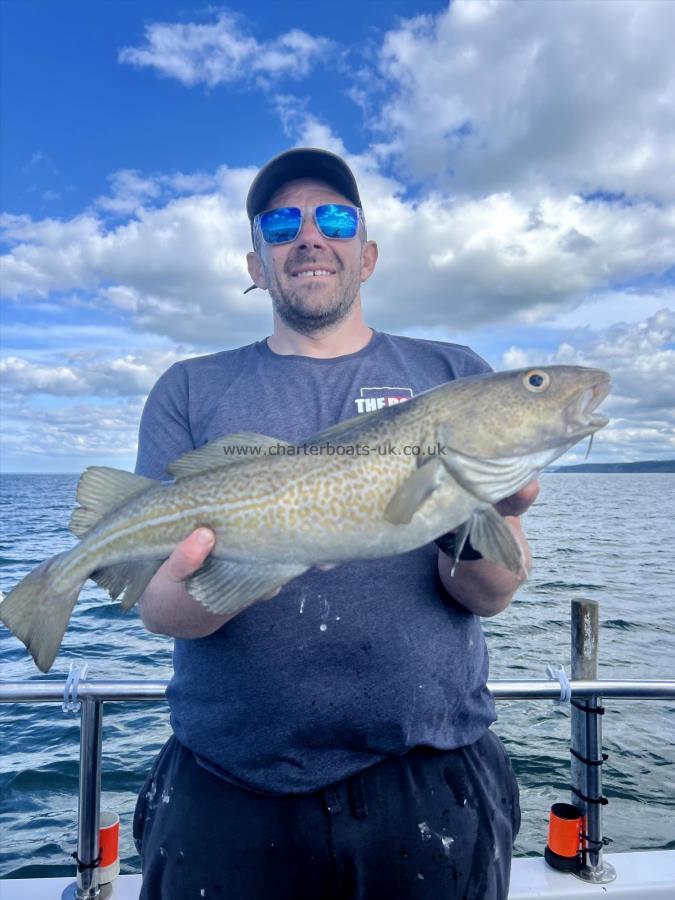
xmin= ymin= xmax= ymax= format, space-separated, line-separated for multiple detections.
xmin=1 ymin=678 xmax=674 ymax=703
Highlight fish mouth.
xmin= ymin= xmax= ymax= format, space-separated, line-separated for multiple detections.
xmin=565 ymin=374 xmax=611 ymax=438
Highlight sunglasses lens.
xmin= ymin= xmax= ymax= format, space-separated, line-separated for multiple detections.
xmin=315 ymin=204 xmax=359 ymax=239
xmin=259 ymin=207 xmax=302 ymax=244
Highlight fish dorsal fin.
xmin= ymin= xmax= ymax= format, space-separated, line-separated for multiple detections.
xmin=69 ymin=467 xmax=156 ymax=537
xmin=167 ymin=433 xmax=292 ymax=479
xmin=307 ymin=409 xmax=381 ymax=445
xmin=187 ymin=557 xmax=307 ymax=616
xmin=384 ymin=458 xmax=447 ymax=525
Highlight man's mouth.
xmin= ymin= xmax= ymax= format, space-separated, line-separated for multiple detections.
xmin=290 ymin=266 xmax=337 ymax=279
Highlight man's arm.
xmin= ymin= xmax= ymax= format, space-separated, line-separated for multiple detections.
xmin=437 ymin=480 xmax=540 ymax=617
xmin=134 ymin=367 xmax=237 ymax=638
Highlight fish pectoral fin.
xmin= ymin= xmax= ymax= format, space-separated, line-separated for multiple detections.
xmin=186 ymin=558 xmax=307 ymax=616
xmin=167 ymin=433 xmax=292 ymax=479
xmin=383 ymin=458 xmax=447 ymax=525
xmin=70 ymin=468 xmax=156 ymax=537
xmin=91 ymin=560 xmax=164 ymax=611
xmin=464 ymin=506 xmax=526 ymax=577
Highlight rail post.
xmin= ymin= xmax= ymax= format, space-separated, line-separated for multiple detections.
xmin=570 ymin=598 xmax=616 ymax=884
xmin=62 ymin=697 xmax=106 ymax=899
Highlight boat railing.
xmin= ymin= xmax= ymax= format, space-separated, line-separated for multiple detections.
xmin=1 ymin=598 xmax=674 ymax=900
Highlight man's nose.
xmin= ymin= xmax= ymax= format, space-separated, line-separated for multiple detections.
xmin=295 ymin=213 xmax=327 ymax=249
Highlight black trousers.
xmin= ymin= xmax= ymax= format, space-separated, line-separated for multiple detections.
xmin=134 ymin=730 xmax=520 ymax=899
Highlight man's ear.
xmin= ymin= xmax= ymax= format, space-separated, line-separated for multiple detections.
xmin=246 ymin=251 xmax=268 ymax=290
xmin=360 ymin=240 xmax=378 ymax=284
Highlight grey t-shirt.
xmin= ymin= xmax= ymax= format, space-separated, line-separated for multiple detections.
xmin=135 ymin=330 xmax=497 ymax=793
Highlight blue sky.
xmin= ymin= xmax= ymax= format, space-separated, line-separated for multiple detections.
xmin=1 ymin=0 xmax=674 ymax=472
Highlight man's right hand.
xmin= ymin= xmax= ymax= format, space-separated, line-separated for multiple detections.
xmin=138 ymin=527 xmax=235 ymax=639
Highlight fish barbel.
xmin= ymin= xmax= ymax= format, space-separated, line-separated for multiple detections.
xmin=0 ymin=365 xmax=610 ymax=672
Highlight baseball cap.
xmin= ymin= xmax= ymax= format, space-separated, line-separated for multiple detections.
xmin=243 ymin=148 xmax=363 ymax=293
xmin=246 ymin=148 xmax=362 ymax=223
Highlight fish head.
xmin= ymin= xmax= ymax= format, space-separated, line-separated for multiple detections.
xmin=438 ymin=365 xmax=611 ymax=459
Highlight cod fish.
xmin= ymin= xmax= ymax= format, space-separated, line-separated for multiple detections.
xmin=0 ymin=365 xmax=610 ymax=673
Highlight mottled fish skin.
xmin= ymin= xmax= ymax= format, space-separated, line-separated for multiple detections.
xmin=0 ymin=365 xmax=611 ymax=672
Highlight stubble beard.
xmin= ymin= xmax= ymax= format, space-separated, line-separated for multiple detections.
xmin=267 ymin=263 xmax=362 ymax=336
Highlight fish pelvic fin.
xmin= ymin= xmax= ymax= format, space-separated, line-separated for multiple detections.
xmin=0 ymin=551 xmax=86 ymax=673
xmin=70 ymin=467 xmax=156 ymax=537
xmin=452 ymin=506 xmax=526 ymax=578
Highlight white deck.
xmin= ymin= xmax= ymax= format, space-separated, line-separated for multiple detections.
xmin=1 ymin=851 xmax=674 ymax=899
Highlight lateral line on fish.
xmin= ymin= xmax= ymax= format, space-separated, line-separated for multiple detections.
xmin=59 ymin=496 xmax=283 ymax=573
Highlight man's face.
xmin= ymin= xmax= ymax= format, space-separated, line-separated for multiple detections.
xmin=246 ymin=178 xmax=378 ymax=335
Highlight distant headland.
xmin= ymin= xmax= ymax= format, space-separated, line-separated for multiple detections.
xmin=547 ymin=460 xmax=675 ymax=473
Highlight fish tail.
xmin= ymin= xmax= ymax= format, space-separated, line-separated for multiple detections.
xmin=0 ymin=551 xmax=86 ymax=673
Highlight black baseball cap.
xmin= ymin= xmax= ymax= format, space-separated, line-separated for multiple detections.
xmin=246 ymin=147 xmax=362 ymax=223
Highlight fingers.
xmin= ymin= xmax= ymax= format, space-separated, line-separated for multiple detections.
xmin=520 ymin=479 xmax=541 ymax=507
xmin=165 ymin=527 xmax=216 ymax=583
xmin=495 ymin=479 xmax=541 ymax=517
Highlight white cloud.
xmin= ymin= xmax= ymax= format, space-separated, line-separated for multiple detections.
xmin=0 ymin=177 xmax=270 ymax=345
xmin=364 ymin=191 xmax=675 ymax=330
xmin=1 ymin=399 xmax=143 ymax=465
xmin=96 ymin=169 xmax=162 ymax=215
xmin=94 ymin=168 xmax=220 ymax=216
xmin=0 ymin=349 xmax=185 ymax=398
xmin=371 ymin=0 xmax=675 ymax=200
xmin=118 ymin=11 xmax=333 ymax=88
xmin=21 ymin=150 xmax=58 ymax=175
xmin=541 ymin=288 xmax=675 ymax=332
xmin=4 ymin=147 xmax=672 ymax=342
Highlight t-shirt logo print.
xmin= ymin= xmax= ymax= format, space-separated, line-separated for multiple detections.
xmin=354 ymin=386 xmax=413 ymax=414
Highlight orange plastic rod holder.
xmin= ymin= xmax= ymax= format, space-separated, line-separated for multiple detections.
xmin=545 ymin=802 xmax=583 ymax=872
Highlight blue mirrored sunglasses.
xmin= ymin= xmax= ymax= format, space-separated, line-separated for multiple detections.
xmin=254 ymin=204 xmax=363 ymax=245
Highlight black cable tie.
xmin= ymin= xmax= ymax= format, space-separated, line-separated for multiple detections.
xmin=570 ymin=747 xmax=609 ymax=766
xmin=569 ymin=784 xmax=609 ymax=806
xmin=71 ymin=848 xmax=102 ymax=872
xmin=581 ymin=834 xmax=604 ymax=849
xmin=570 ymin=699 xmax=605 ymax=715
xmin=581 ymin=833 xmax=612 ymax=848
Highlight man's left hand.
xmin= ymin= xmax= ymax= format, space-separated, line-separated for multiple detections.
xmin=494 ymin=479 xmax=540 ymax=518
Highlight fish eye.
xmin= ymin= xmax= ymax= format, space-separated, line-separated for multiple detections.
xmin=524 ymin=370 xmax=550 ymax=392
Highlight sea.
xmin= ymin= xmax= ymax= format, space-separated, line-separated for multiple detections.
xmin=0 ymin=472 xmax=674 ymax=879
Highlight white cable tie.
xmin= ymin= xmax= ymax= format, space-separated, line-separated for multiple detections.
xmin=546 ymin=663 xmax=571 ymax=705
xmin=62 ymin=662 xmax=89 ymax=713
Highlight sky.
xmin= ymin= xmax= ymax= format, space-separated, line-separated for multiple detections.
xmin=1 ymin=0 xmax=674 ymax=472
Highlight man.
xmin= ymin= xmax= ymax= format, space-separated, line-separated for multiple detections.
xmin=133 ymin=148 xmax=538 ymax=899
